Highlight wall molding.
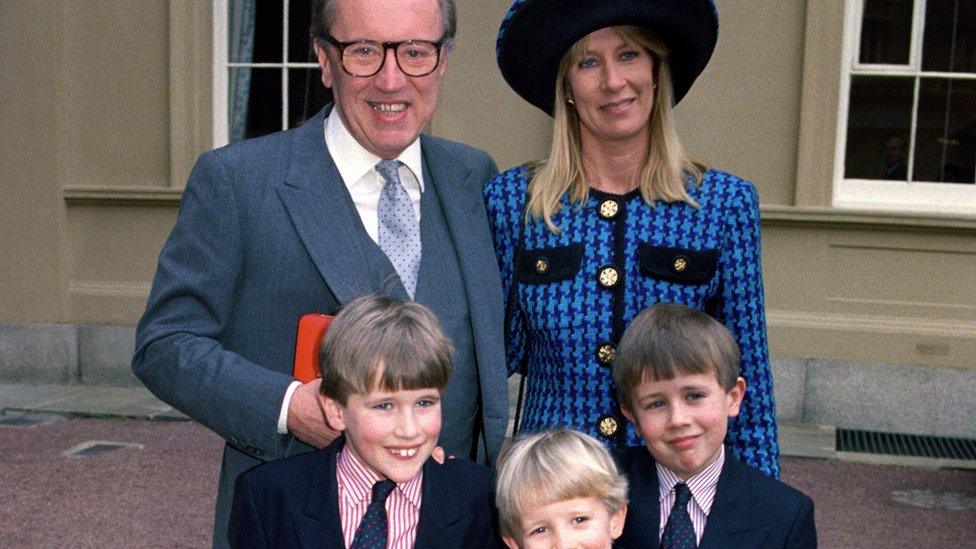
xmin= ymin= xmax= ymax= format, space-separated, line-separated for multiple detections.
xmin=63 ymin=186 xmax=182 ymax=206
xmin=761 ymin=204 xmax=976 ymax=232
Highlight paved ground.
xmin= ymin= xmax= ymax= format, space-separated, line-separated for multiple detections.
xmin=1 ymin=385 xmax=975 ymax=547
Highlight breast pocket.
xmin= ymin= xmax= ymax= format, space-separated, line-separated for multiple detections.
xmin=638 ymin=243 xmax=718 ymax=285
xmin=515 ymin=244 xmax=585 ymax=330
xmin=516 ymin=244 xmax=584 ymax=284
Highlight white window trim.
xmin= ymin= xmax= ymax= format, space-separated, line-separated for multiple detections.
xmin=211 ymin=0 xmax=321 ymax=148
xmin=833 ymin=0 xmax=976 ymax=216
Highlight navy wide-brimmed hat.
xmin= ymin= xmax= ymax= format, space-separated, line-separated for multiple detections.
xmin=496 ymin=0 xmax=718 ymax=116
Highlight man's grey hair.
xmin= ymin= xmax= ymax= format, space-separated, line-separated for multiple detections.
xmin=310 ymin=0 xmax=457 ymax=49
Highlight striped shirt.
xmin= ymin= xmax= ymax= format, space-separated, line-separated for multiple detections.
xmin=656 ymin=446 xmax=725 ymax=544
xmin=336 ymin=446 xmax=423 ymax=549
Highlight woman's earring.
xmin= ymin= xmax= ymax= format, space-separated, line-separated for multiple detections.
xmin=567 ymin=98 xmax=575 ymax=106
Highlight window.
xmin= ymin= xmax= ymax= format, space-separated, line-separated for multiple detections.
xmin=835 ymin=0 xmax=975 ymax=214
xmin=212 ymin=0 xmax=332 ymax=147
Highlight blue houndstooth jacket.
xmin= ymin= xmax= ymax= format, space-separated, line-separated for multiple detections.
xmin=484 ymin=165 xmax=780 ymax=477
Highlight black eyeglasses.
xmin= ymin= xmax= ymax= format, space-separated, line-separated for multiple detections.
xmin=322 ymin=35 xmax=444 ymax=77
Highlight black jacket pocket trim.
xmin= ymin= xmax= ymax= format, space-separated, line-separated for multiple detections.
xmin=638 ymin=243 xmax=718 ymax=285
xmin=516 ymin=244 xmax=584 ymax=284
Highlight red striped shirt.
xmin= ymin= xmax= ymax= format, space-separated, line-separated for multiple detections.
xmin=656 ymin=446 xmax=725 ymax=544
xmin=336 ymin=446 xmax=423 ymax=549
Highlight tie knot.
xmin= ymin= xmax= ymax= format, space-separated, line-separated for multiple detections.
xmin=372 ymin=479 xmax=396 ymax=503
xmin=375 ymin=159 xmax=402 ymax=184
xmin=674 ymin=483 xmax=692 ymax=505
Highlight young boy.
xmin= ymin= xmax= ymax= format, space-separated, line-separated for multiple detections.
xmin=228 ymin=294 xmax=500 ymax=548
xmin=495 ymin=428 xmax=628 ymax=549
xmin=612 ymin=303 xmax=816 ymax=548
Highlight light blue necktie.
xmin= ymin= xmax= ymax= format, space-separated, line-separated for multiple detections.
xmin=375 ymin=160 xmax=421 ymax=299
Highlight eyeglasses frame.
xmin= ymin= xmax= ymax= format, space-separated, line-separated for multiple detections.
xmin=320 ymin=35 xmax=445 ymax=77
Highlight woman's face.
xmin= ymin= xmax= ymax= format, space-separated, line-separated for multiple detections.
xmin=566 ymin=27 xmax=656 ymax=149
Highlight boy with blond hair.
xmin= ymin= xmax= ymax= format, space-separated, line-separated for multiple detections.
xmin=495 ymin=428 xmax=628 ymax=549
xmin=228 ymin=294 xmax=499 ymax=548
xmin=613 ymin=303 xmax=816 ymax=548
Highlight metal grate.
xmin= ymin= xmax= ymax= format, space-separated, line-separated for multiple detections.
xmin=836 ymin=428 xmax=976 ymax=460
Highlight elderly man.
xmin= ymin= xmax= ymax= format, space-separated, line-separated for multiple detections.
xmin=132 ymin=0 xmax=506 ymax=545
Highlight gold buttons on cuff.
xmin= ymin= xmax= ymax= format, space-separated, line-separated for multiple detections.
xmin=596 ymin=343 xmax=616 ymax=366
xmin=597 ymin=414 xmax=620 ymax=438
xmin=598 ymin=199 xmax=620 ymax=220
xmin=535 ymin=257 xmax=549 ymax=274
xmin=673 ymin=256 xmax=688 ymax=273
xmin=597 ymin=266 xmax=620 ymax=289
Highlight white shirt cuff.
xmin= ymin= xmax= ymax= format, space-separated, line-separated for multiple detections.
xmin=277 ymin=381 xmax=302 ymax=435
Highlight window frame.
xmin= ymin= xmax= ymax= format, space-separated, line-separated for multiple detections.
xmin=833 ymin=0 xmax=976 ymax=216
xmin=211 ymin=0 xmax=322 ymax=148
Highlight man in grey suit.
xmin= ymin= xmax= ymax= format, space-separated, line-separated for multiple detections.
xmin=131 ymin=0 xmax=507 ymax=545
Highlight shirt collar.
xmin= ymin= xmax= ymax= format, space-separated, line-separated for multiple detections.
xmin=337 ymin=444 xmax=424 ymax=510
xmin=324 ymin=105 xmax=424 ymax=191
xmin=656 ymin=446 xmax=725 ymax=516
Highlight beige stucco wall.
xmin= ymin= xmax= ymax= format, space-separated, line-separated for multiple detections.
xmin=0 ymin=0 xmax=973 ymax=370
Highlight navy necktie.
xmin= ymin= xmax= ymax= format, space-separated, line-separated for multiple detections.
xmin=375 ymin=159 xmax=421 ymax=299
xmin=660 ymin=483 xmax=696 ymax=549
xmin=350 ymin=479 xmax=396 ymax=549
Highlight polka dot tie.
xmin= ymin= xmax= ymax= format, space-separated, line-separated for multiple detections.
xmin=376 ymin=159 xmax=421 ymax=299
xmin=350 ymin=479 xmax=396 ymax=549
xmin=660 ymin=483 xmax=697 ymax=549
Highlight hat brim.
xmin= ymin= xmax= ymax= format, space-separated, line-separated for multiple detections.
xmin=497 ymin=0 xmax=718 ymax=116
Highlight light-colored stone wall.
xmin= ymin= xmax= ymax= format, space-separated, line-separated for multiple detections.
xmin=0 ymin=0 xmax=973 ymax=390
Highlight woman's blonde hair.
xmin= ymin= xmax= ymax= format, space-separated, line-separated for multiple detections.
xmin=495 ymin=428 xmax=628 ymax=539
xmin=527 ymin=26 xmax=705 ymax=232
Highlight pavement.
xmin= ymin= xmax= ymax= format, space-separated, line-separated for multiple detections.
xmin=1 ymin=383 xmax=975 ymax=547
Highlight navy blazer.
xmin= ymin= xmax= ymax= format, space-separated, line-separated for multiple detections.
xmin=228 ymin=437 xmax=501 ymax=549
xmin=615 ymin=447 xmax=816 ymax=548
xmin=132 ymin=106 xmax=506 ymax=547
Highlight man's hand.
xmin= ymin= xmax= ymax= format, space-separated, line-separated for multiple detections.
xmin=286 ymin=379 xmax=340 ymax=448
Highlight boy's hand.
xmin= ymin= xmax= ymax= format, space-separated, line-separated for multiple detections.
xmin=287 ymin=379 xmax=341 ymax=448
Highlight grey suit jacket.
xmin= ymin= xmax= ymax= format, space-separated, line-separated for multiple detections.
xmin=132 ymin=106 xmax=506 ymax=547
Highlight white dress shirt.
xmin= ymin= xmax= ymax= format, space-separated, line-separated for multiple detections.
xmin=656 ymin=446 xmax=726 ymax=544
xmin=277 ymin=106 xmax=426 ymax=434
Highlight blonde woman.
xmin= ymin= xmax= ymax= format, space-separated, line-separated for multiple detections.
xmin=485 ymin=0 xmax=780 ymax=478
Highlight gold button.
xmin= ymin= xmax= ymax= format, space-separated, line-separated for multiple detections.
xmin=597 ymin=415 xmax=619 ymax=438
xmin=535 ymin=257 xmax=549 ymax=274
xmin=598 ymin=266 xmax=619 ymax=288
xmin=596 ymin=343 xmax=616 ymax=365
xmin=673 ymin=256 xmax=688 ymax=273
xmin=598 ymin=200 xmax=619 ymax=219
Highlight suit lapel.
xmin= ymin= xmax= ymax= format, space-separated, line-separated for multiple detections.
xmin=421 ymin=137 xmax=507 ymax=461
xmin=698 ymin=452 xmax=768 ymax=548
xmin=414 ymin=459 xmax=463 ymax=548
xmin=277 ymin=105 xmax=390 ymax=305
xmin=294 ymin=441 xmax=346 ymax=548
xmin=623 ymin=449 xmax=662 ymax=545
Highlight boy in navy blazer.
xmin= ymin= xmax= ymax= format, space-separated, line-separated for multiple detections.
xmin=612 ymin=304 xmax=816 ymax=548
xmin=228 ymin=294 xmax=500 ymax=548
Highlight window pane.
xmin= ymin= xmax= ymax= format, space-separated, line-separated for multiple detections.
xmin=229 ymin=68 xmax=282 ymax=142
xmin=914 ymin=78 xmax=976 ymax=183
xmin=845 ymin=76 xmax=914 ymax=179
xmin=289 ymin=0 xmax=317 ymax=63
xmin=860 ymin=0 xmax=914 ymax=64
xmin=288 ymin=69 xmax=332 ymax=128
xmin=251 ymin=0 xmax=284 ymax=63
xmin=922 ymin=0 xmax=976 ymax=73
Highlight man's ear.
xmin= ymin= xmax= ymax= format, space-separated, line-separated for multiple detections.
xmin=726 ymin=377 xmax=747 ymax=418
xmin=320 ymin=393 xmax=346 ymax=432
xmin=501 ymin=535 xmax=521 ymax=549
xmin=610 ymin=504 xmax=628 ymax=539
xmin=314 ymin=41 xmax=334 ymax=89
